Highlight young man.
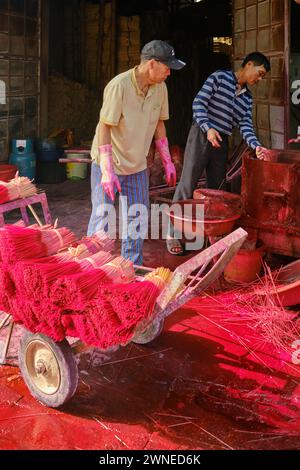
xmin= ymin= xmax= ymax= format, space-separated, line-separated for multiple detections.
xmin=167 ymin=51 xmax=272 ymax=255
xmin=88 ymin=40 xmax=185 ymax=264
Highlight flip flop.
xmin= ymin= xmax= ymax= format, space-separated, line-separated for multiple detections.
xmin=166 ymin=238 xmax=184 ymax=256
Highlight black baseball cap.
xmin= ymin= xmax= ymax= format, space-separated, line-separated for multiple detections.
xmin=141 ymin=40 xmax=186 ymax=70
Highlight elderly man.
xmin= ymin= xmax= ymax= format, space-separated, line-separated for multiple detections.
xmin=167 ymin=51 xmax=272 ymax=255
xmin=88 ymin=40 xmax=185 ymax=264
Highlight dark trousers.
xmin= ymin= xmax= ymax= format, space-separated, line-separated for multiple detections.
xmin=169 ymin=122 xmax=228 ymax=237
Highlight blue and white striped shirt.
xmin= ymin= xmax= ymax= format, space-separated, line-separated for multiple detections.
xmin=193 ymin=70 xmax=260 ymax=149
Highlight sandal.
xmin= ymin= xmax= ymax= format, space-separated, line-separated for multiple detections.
xmin=166 ymin=238 xmax=184 ymax=256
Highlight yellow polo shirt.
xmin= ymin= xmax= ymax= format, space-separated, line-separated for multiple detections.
xmin=91 ymin=67 xmax=169 ymax=175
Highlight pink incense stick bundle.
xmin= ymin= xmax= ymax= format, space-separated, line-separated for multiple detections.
xmin=28 ymin=299 xmax=65 ymax=341
xmin=0 ymin=186 xmax=9 ymax=204
xmin=0 ymin=264 xmax=16 ymax=312
xmin=0 ymin=173 xmax=37 ymax=204
xmin=0 ymin=225 xmax=76 ymax=263
xmin=78 ymin=250 xmax=114 ymax=270
xmin=51 ymin=267 xmax=111 ymax=309
xmin=53 ymin=243 xmax=91 ymax=263
xmin=99 ymin=280 xmax=161 ymax=329
xmin=50 ymin=256 xmax=133 ymax=311
xmin=9 ymin=295 xmax=40 ymax=332
xmin=39 ymin=226 xmax=76 ymax=254
xmin=13 ymin=220 xmax=27 ymax=227
xmin=99 ymin=256 xmax=135 ymax=284
xmin=0 ymin=225 xmax=45 ymax=262
xmin=14 ymin=258 xmax=82 ymax=302
xmin=79 ymin=229 xmax=115 ymax=254
xmin=63 ymin=296 xmax=132 ymax=350
xmin=9 ymin=294 xmax=65 ymax=341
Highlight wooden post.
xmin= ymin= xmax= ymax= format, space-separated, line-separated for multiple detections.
xmin=111 ymin=0 xmax=118 ymax=78
xmin=40 ymin=0 xmax=50 ymax=137
xmin=96 ymin=0 xmax=105 ymax=97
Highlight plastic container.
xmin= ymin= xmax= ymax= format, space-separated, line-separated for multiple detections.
xmin=224 ymin=242 xmax=265 ymax=283
xmin=35 ymin=138 xmax=57 ymax=152
xmin=9 ymin=138 xmax=36 ymax=180
xmin=66 ymin=153 xmax=88 ymax=181
xmin=36 ymin=161 xmax=66 ymax=184
xmin=9 ymin=151 xmax=36 ymax=180
xmin=168 ymin=196 xmax=241 ymax=239
xmin=0 ymin=164 xmax=18 ymax=182
xmin=36 ymin=148 xmax=64 ymax=162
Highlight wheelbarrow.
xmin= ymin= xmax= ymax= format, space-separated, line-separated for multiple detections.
xmin=0 ymin=228 xmax=247 ymax=408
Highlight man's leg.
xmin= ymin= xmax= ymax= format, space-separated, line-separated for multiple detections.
xmin=206 ymin=136 xmax=228 ymax=190
xmin=119 ymin=169 xmax=149 ymax=265
xmin=172 ymin=123 xmax=209 ymax=202
xmin=87 ymin=162 xmax=115 ymax=236
xmin=168 ymin=124 xmax=209 ymax=246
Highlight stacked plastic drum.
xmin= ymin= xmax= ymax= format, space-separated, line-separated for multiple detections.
xmin=35 ymin=139 xmax=66 ymax=183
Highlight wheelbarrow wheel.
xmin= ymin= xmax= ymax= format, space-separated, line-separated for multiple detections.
xmin=132 ymin=318 xmax=164 ymax=345
xmin=19 ymin=331 xmax=78 ymax=408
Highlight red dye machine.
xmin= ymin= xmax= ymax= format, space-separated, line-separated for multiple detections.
xmin=241 ymin=151 xmax=300 ymax=257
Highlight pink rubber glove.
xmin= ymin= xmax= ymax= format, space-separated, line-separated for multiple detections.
xmin=99 ymin=144 xmax=121 ymax=201
xmin=256 ymin=146 xmax=273 ymax=161
xmin=155 ymin=137 xmax=177 ymax=187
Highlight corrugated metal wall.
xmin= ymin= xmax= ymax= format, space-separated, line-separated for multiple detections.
xmin=0 ymin=0 xmax=41 ymax=161
xmin=233 ymin=0 xmax=288 ymax=149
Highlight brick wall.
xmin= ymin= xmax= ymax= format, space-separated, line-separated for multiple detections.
xmin=0 ymin=0 xmax=40 ymax=162
xmin=233 ymin=0 xmax=287 ymax=149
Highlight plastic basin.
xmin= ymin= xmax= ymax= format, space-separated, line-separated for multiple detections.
xmin=0 ymin=164 xmax=18 ymax=182
xmin=168 ymin=198 xmax=241 ymax=238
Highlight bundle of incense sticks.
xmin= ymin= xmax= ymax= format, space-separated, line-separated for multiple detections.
xmin=78 ymin=229 xmax=115 ymax=254
xmin=0 ymin=173 xmax=37 ymax=204
xmin=0 ymin=264 xmax=15 ymax=312
xmin=0 ymin=225 xmax=76 ymax=263
xmin=13 ymin=258 xmax=83 ymax=303
xmin=50 ymin=255 xmax=133 ymax=310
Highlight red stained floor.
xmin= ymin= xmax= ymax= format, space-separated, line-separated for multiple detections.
xmin=0 ymin=181 xmax=299 ymax=450
xmin=1 ymin=249 xmax=299 ymax=450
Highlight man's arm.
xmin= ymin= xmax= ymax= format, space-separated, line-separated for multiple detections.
xmin=98 ymin=122 xmax=111 ymax=146
xmin=193 ymin=73 xmax=220 ymax=133
xmin=96 ymin=122 xmax=121 ymax=201
xmin=238 ymin=106 xmax=261 ymax=150
xmin=154 ymin=119 xmax=167 ymax=140
xmin=193 ymin=73 xmax=223 ymax=148
xmin=238 ymin=107 xmax=273 ymax=160
xmin=154 ymin=120 xmax=176 ymax=187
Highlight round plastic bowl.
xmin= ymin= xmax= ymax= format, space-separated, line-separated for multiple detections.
xmin=193 ymin=188 xmax=242 ymax=207
xmin=167 ymin=199 xmax=241 ymax=238
xmin=0 ymin=164 xmax=18 ymax=182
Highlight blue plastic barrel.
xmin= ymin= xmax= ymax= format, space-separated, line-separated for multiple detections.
xmin=35 ymin=138 xmax=57 ymax=152
xmin=36 ymin=148 xmax=64 ymax=162
xmin=9 ymin=138 xmax=36 ymax=180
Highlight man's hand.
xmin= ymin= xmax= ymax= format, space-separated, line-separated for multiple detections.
xmin=207 ymin=128 xmax=222 ymax=148
xmin=164 ymin=161 xmax=177 ymax=187
xmin=256 ymin=146 xmax=273 ymax=161
xmin=155 ymin=137 xmax=177 ymax=187
xmin=101 ymin=172 xmax=121 ymax=202
xmin=99 ymin=144 xmax=121 ymax=201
